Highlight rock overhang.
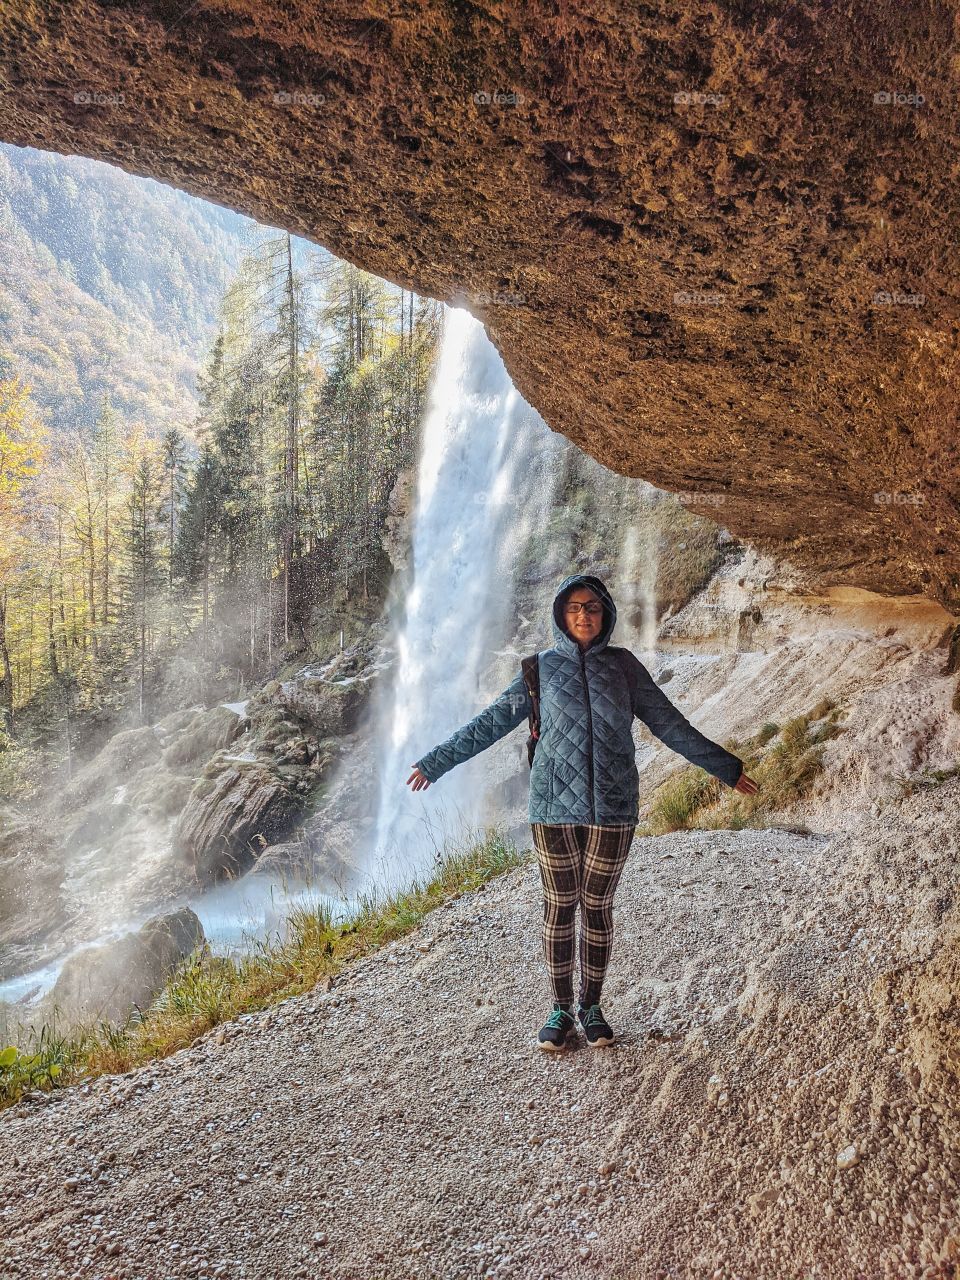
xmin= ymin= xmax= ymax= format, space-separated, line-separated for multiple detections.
xmin=0 ymin=0 xmax=958 ymax=606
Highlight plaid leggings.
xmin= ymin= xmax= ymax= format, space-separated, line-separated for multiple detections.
xmin=531 ymin=822 xmax=636 ymax=1009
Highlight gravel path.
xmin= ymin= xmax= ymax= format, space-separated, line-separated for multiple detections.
xmin=3 ymin=783 xmax=960 ymax=1280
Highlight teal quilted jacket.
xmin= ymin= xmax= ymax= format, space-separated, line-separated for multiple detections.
xmin=414 ymin=573 xmax=743 ymax=825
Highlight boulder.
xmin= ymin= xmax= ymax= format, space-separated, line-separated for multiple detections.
xmin=176 ymin=764 xmax=301 ymax=885
xmin=62 ymin=800 xmax=135 ymax=853
xmin=162 ymin=705 xmax=247 ymax=768
xmin=153 ymin=705 xmax=204 ymax=738
xmin=0 ymin=807 xmax=68 ymax=982
xmin=252 ymin=829 xmax=359 ymax=898
xmin=124 ymin=764 xmax=196 ymax=819
xmin=275 ymin=677 xmax=364 ymax=738
xmin=47 ymin=907 xmax=205 ymax=1027
xmin=59 ymin=726 xmax=162 ymax=812
xmin=250 ymin=840 xmax=315 ymax=880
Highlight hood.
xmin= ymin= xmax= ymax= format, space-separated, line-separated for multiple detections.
xmin=551 ymin=574 xmax=618 ymax=658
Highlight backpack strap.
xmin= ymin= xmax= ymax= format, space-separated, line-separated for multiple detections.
xmin=608 ymin=646 xmax=636 ymax=710
xmin=521 ymin=653 xmax=541 ymax=769
xmin=521 ymin=647 xmax=635 ymax=770
xmin=610 ymin=646 xmax=634 ymax=687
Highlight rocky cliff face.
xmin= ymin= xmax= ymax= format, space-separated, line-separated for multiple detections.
xmin=2 ymin=3 xmax=958 ymax=604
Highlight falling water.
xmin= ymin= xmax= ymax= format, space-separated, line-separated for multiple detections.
xmin=364 ymin=306 xmax=561 ymax=894
xmin=620 ymin=510 xmax=660 ymax=656
xmin=0 ymin=304 xmax=677 ymax=1029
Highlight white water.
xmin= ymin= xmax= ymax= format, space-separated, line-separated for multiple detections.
xmin=0 ymin=304 xmax=673 ymax=1026
xmin=364 ymin=307 xmax=563 ymax=895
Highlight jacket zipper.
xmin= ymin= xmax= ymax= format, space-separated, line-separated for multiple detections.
xmin=579 ymin=647 xmax=595 ymax=822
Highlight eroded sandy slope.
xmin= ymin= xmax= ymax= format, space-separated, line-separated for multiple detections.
xmin=2 ymin=776 xmax=960 ymax=1280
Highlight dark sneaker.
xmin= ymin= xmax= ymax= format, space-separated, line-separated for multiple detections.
xmin=537 ymin=1003 xmax=576 ymax=1052
xmin=577 ymin=1003 xmax=615 ymax=1047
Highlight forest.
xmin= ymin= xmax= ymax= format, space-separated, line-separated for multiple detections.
xmin=0 ymin=233 xmax=441 ymax=796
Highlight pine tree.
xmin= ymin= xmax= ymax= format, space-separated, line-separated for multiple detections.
xmin=161 ymin=426 xmax=188 ymax=646
xmin=90 ymin=395 xmax=121 ymax=641
xmin=123 ymin=450 xmax=163 ymax=722
xmin=174 ymin=442 xmax=224 ymax=665
xmin=0 ymin=367 xmax=48 ymax=729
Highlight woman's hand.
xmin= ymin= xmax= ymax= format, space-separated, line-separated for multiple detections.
xmin=407 ymin=765 xmax=432 ymax=791
xmin=733 ymin=772 xmax=759 ymax=795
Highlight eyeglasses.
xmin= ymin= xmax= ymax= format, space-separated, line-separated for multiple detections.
xmin=565 ymin=602 xmax=603 ymax=616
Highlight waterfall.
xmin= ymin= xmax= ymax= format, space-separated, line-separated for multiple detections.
xmin=0 ymin=304 xmax=673 ymax=1025
xmin=364 ymin=306 xmax=561 ymax=895
xmin=620 ymin=499 xmax=661 ymax=657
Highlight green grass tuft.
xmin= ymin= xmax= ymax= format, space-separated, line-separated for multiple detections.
xmin=639 ymin=698 xmax=846 ymax=836
xmin=0 ymin=826 xmax=529 ymax=1111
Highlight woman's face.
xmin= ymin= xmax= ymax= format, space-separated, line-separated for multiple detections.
xmin=563 ymin=587 xmax=604 ymax=648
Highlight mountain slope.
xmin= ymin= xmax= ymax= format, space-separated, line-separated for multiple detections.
xmin=0 ymin=144 xmax=251 ymax=432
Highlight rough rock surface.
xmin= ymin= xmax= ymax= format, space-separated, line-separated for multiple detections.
xmin=0 ymin=809 xmax=67 ymax=983
xmin=3 ymin=788 xmax=960 ymax=1278
xmin=161 ymin=705 xmax=246 ymax=768
xmin=58 ymin=727 xmax=162 ymax=812
xmin=642 ymin=545 xmax=960 ymax=832
xmin=275 ymin=676 xmax=364 ymax=739
xmin=2 ymin=3 xmax=958 ymax=604
xmin=176 ymin=764 xmax=301 ymax=885
xmin=47 ymin=908 xmax=205 ymax=1026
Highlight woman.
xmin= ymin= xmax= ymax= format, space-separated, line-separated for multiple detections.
xmin=406 ymin=573 xmax=758 ymax=1052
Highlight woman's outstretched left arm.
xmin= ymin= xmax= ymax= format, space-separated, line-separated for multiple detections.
xmin=412 ymin=670 xmax=532 ymax=784
xmin=626 ymin=652 xmax=744 ymax=787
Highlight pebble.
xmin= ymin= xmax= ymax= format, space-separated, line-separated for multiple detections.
xmin=836 ymin=1145 xmax=860 ymax=1170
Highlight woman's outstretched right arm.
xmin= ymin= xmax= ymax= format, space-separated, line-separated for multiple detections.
xmin=411 ymin=670 xmax=532 ymax=785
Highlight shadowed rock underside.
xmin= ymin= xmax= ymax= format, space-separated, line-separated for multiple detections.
xmin=1 ymin=0 xmax=958 ymax=604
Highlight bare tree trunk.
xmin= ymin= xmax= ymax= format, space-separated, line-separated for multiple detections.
xmin=47 ymin=582 xmax=59 ymax=679
xmin=168 ymin=465 xmax=176 ymax=648
xmin=283 ymin=233 xmax=299 ymax=646
xmin=139 ymin=489 xmax=148 ymax=723
xmin=0 ymin=591 xmax=14 ymax=731
xmin=202 ymin=520 xmax=210 ymax=665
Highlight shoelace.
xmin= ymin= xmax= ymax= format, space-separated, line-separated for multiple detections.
xmin=580 ymin=1005 xmax=608 ymax=1028
xmin=545 ymin=1007 xmax=572 ymax=1030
